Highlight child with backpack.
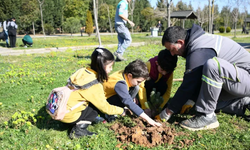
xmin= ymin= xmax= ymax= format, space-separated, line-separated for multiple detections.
xmin=137 ymin=50 xmax=178 ymax=118
xmin=103 ymin=59 xmax=161 ymax=126
xmin=47 ymin=48 xmax=125 ymax=139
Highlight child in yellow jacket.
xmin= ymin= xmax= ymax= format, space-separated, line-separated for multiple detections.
xmin=61 ymin=48 xmax=124 ymax=139
xmin=103 ymin=59 xmax=161 ymax=126
xmin=138 ymin=49 xmax=178 ymax=117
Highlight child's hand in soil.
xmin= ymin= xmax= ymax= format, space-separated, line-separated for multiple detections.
xmin=144 ymin=108 xmax=152 ymax=117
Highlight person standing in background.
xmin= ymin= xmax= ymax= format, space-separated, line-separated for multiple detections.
xmin=3 ymin=19 xmax=10 ymax=47
xmin=156 ymin=21 xmax=162 ymax=36
xmin=113 ymin=0 xmax=135 ymax=61
xmin=8 ymin=18 xmax=18 ymax=48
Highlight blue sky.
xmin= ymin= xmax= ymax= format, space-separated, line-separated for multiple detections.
xmin=149 ymin=0 xmax=250 ymax=12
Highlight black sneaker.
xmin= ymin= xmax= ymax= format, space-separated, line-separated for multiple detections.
xmin=244 ymin=104 xmax=250 ymax=121
xmin=69 ymin=124 xmax=96 ymax=139
xmin=114 ymin=52 xmax=126 ymax=61
xmin=105 ymin=114 xmax=117 ymax=122
xmin=180 ymin=114 xmax=219 ymax=131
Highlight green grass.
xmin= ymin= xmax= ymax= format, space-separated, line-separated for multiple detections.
xmin=1 ymin=36 xmax=250 ymax=149
xmin=0 ymin=33 xmax=160 ymax=49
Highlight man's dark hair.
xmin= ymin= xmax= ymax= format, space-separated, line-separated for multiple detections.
xmin=157 ymin=49 xmax=178 ymax=72
xmin=91 ymin=47 xmax=115 ymax=83
xmin=124 ymin=59 xmax=149 ymax=79
xmin=162 ymin=26 xmax=187 ymax=46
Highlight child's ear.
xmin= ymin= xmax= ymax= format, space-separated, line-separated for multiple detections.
xmin=127 ymin=73 xmax=133 ymax=79
xmin=155 ymin=61 xmax=159 ymax=66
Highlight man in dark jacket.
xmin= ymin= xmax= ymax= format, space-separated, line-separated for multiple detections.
xmin=156 ymin=21 xmax=162 ymax=36
xmin=7 ymin=17 xmax=18 ymax=48
xmin=158 ymin=24 xmax=250 ymax=131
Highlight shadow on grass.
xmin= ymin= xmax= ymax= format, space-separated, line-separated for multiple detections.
xmin=0 ymin=43 xmax=7 ymax=47
xmin=35 ymin=106 xmax=72 ymax=132
xmin=73 ymin=55 xmax=91 ymax=59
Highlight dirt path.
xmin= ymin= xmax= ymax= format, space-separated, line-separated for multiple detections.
xmin=0 ymin=40 xmax=249 ymax=56
xmin=0 ymin=42 xmax=147 ymax=56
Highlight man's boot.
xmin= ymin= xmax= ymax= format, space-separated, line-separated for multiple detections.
xmin=69 ymin=122 xmax=96 ymax=139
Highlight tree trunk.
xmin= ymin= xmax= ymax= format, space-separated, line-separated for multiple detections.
xmin=211 ymin=0 xmax=215 ymax=33
xmin=129 ymin=0 xmax=135 ymax=33
xmin=167 ymin=0 xmax=172 ymax=27
xmin=107 ymin=5 xmax=113 ymax=35
xmin=37 ymin=0 xmax=45 ymax=36
xmin=32 ymin=22 xmax=35 ymax=35
xmin=208 ymin=0 xmax=212 ymax=33
xmin=93 ymin=0 xmax=102 ymax=46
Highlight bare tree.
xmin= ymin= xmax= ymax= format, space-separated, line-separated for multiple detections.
xmin=32 ymin=22 xmax=35 ymax=35
xmin=228 ymin=0 xmax=245 ymax=37
xmin=196 ymin=6 xmax=210 ymax=28
xmin=129 ymin=0 xmax=135 ymax=33
xmin=211 ymin=0 xmax=215 ymax=33
xmin=167 ymin=0 xmax=172 ymax=27
xmin=100 ymin=3 xmax=113 ymax=34
xmin=37 ymin=0 xmax=45 ymax=36
xmin=232 ymin=8 xmax=239 ymax=37
xmin=208 ymin=0 xmax=212 ymax=33
xmin=221 ymin=6 xmax=231 ymax=29
xmin=93 ymin=0 xmax=102 ymax=46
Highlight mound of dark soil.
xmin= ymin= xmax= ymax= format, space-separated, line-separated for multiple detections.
xmin=110 ymin=117 xmax=194 ymax=148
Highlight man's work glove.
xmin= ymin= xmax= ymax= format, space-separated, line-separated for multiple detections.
xmin=155 ymin=108 xmax=172 ymax=122
xmin=180 ymin=99 xmax=195 ymax=114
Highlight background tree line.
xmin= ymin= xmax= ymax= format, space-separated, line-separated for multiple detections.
xmin=0 ymin=0 xmax=249 ymax=35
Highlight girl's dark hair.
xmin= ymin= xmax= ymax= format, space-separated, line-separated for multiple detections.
xmin=91 ymin=47 xmax=115 ymax=83
xmin=124 ymin=59 xmax=149 ymax=79
xmin=157 ymin=49 xmax=178 ymax=72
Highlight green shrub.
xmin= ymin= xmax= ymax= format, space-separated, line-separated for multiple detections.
xmin=85 ymin=10 xmax=94 ymax=36
xmin=5 ymin=111 xmax=37 ymax=130
xmin=226 ymin=26 xmax=231 ymax=33
xmin=219 ymin=26 xmax=225 ymax=33
xmin=44 ymin=24 xmax=54 ymax=35
xmin=63 ymin=17 xmax=81 ymax=36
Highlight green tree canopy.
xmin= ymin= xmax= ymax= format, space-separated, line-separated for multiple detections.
xmin=63 ymin=17 xmax=81 ymax=36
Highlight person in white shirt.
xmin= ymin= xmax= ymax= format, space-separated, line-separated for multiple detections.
xmin=3 ymin=19 xmax=10 ymax=47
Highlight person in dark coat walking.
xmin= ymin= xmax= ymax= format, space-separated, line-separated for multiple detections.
xmin=7 ymin=18 xmax=18 ymax=48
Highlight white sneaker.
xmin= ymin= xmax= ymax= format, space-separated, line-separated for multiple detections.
xmin=24 ymin=45 xmax=27 ymax=48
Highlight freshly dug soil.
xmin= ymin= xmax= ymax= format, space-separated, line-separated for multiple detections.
xmin=110 ymin=117 xmax=194 ymax=148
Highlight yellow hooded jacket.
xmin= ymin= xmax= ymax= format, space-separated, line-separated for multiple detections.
xmin=61 ymin=67 xmax=124 ymax=123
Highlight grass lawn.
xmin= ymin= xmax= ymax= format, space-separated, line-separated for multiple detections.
xmin=0 ymin=33 xmax=160 ymax=49
xmin=0 ymin=35 xmax=250 ymax=149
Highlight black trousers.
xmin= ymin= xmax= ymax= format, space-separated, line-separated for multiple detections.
xmin=69 ymin=106 xmax=98 ymax=125
xmin=9 ymin=35 xmax=16 ymax=48
xmin=107 ymin=86 xmax=139 ymax=107
xmin=22 ymin=39 xmax=33 ymax=46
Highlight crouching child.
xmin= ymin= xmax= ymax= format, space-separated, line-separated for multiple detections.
xmin=138 ymin=49 xmax=178 ymax=118
xmin=59 ymin=48 xmax=125 ymax=139
xmin=103 ymin=59 xmax=161 ymax=126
